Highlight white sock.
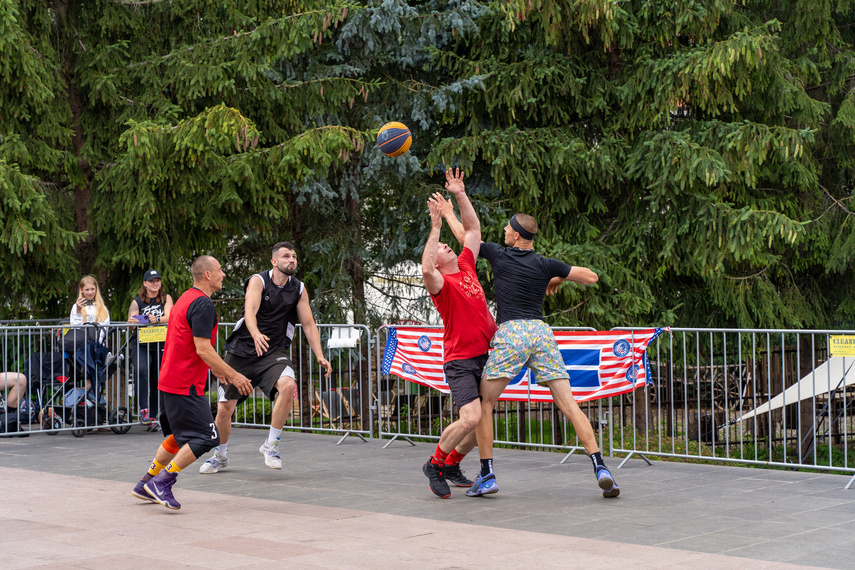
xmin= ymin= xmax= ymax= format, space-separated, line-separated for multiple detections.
xmin=217 ymin=442 xmax=228 ymax=456
xmin=267 ymin=427 xmax=282 ymax=445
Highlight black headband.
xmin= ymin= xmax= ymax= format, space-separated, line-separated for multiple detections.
xmin=510 ymin=215 xmax=536 ymax=240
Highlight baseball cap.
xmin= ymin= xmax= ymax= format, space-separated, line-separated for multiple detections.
xmin=143 ymin=269 xmax=161 ymax=281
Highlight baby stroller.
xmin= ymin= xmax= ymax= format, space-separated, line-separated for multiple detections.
xmin=27 ymin=323 xmax=133 ymax=437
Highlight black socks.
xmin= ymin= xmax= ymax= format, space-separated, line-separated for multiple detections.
xmin=590 ymin=451 xmax=605 ymax=474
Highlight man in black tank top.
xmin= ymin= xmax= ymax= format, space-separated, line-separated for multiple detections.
xmin=199 ymin=242 xmax=332 ymax=474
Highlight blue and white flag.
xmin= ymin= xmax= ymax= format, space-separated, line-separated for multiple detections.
xmin=382 ymin=326 xmax=667 ymax=402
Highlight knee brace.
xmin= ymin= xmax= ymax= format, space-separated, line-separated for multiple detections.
xmin=162 ymin=434 xmax=180 ymax=455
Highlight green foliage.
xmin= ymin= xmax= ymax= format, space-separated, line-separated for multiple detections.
xmin=5 ymin=0 xmax=855 ymax=331
xmin=426 ymin=0 xmax=855 ymax=329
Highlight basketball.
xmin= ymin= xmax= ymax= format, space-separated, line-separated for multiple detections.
xmin=377 ymin=122 xmax=412 ymax=157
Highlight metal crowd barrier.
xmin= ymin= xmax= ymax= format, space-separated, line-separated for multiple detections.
xmin=0 ymin=322 xmax=372 ymax=443
xmin=0 ymin=323 xmax=134 ymax=437
xmin=3 ymin=321 xmax=854 ymax=488
xmin=613 ymin=328 xmax=855 ymax=487
xmin=220 ymin=323 xmax=373 ymax=444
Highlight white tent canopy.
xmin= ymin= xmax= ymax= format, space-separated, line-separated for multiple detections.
xmin=736 ymin=357 xmax=855 ymax=422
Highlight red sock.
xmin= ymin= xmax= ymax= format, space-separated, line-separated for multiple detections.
xmin=431 ymin=445 xmax=449 ymax=465
xmin=446 ymin=449 xmax=465 ymax=466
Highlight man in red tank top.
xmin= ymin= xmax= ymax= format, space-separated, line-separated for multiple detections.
xmin=420 ymin=168 xmax=497 ymax=498
xmin=130 ymin=256 xmax=252 ymax=510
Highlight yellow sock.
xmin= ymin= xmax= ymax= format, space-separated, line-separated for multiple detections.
xmin=147 ymin=459 xmax=166 ymax=477
xmin=165 ymin=462 xmax=183 ymax=474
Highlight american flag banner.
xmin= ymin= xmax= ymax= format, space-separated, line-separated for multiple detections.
xmin=381 ymin=326 xmax=668 ymax=403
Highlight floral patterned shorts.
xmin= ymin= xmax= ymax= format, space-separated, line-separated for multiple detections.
xmin=483 ymin=319 xmax=567 ymax=384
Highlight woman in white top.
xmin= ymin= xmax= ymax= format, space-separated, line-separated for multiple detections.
xmin=70 ymin=275 xmax=110 ymax=326
xmin=68 ymin=275 xmax=110 ymax=395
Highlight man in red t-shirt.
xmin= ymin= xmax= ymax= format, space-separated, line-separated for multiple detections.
xmin=420 ymin=168 xmax=497 ymax=498
xmin=130 ymin=255 xmax=252 ymax=510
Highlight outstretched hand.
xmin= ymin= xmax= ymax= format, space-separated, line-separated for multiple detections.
xmin=430 ymin=192 xmax=455 ymax=218
xmin=427 ymin=198 xmax=443 ymax=229
xmin=444 ymin=167 xmax=465 ymax=195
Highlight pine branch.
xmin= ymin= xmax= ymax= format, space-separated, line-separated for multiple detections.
xmin=597 ymin=218 xmax=618 ymax=242
xmin=545 ymin=301 xmax=587 ymax=317
xmin=723 ymin=269 xmax=768 ymax=281
xmin=122 ymin=9 xmax=338 ymax=71
xmin=819 ymin=183 xmax=854 ymax=215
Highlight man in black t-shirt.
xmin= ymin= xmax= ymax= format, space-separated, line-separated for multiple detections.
xmin=199 ymin=242 xmax=331 ymax=474
xmin=438 ymin=209 xmax=619 ymax=499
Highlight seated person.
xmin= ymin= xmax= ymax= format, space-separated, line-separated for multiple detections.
xmin=0 ymin=372 xmax=26 ymax=410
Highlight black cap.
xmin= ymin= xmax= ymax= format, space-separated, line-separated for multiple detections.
xmin=143 ymin=269 xmax=161 ymax=281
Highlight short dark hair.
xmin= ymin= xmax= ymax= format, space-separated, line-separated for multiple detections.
xmin=272 ymin=241 xmax=296 ymax=258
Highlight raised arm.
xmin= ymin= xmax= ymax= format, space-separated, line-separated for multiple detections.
xmin=443 ymin=168 xmax=481 ymax=258
xmin=421 ymin=200 xmax=444 ymax=296
xmin=431 ymin=192 xmax=465 ymax=245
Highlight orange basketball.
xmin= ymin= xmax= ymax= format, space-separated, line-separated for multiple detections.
xmin=377 ymin=122 xmax=412 ymax=157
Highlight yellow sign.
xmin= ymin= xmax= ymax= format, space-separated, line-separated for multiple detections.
xmin=138 ymin=326 xmax=167 ymax=344
xmin=830 ymin=335 xmax=855 ymax=357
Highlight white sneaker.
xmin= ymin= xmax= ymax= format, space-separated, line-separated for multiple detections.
xmin=199 ymin=451 xmax=228 ymax=474
xmin=259 ymin=440 xmax=282 ymax=469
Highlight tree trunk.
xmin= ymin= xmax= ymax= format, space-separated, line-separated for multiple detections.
xmin=58 ymin=1 xmax=96 ymax=273
xmin=345 ymin=192 xmax=366 ymax=324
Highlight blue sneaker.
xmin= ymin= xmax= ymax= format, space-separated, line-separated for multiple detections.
xmin=144 ymin=471 xmax=181 ymax=510
xmin=596 ymin=466 xmax=620 ymax=498
xmin=465 ymin=473 xmax=498 ymax=497
xmin=131 ymin=478 xmax=155 ymax=502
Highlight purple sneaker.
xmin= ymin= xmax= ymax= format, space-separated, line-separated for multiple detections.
xmin=131 ymin=478 xmax=155 ymax=502
xmin=144 ymin=471 xmax=181 ymax=510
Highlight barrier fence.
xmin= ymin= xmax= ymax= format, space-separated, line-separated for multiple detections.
xmin=0 ymin=322 xmax=372 ymax=443
xmin=616 ymin=328 xmax=855 ymax=483
xmin=1 ymin=322 xmax=853 ymax=486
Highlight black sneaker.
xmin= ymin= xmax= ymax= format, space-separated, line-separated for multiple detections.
xmin=443 ymin=463 xmax=474 ymax=487
xmin=423 ymin=459 xmax=451 ymax=498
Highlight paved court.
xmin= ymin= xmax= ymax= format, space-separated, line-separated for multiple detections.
xmin=1 ymin=427 xmax=853 ymax=568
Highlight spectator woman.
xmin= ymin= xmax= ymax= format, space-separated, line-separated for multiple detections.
xmin=127 ymin=269 xmax=173 ymax=427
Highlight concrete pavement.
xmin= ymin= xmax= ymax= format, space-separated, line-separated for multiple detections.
xmin=1 ymin=427 xmax=853 ymax=568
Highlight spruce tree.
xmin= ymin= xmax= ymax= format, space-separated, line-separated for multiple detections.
xmin=427 ymin=0 xmax=855 ymax=328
